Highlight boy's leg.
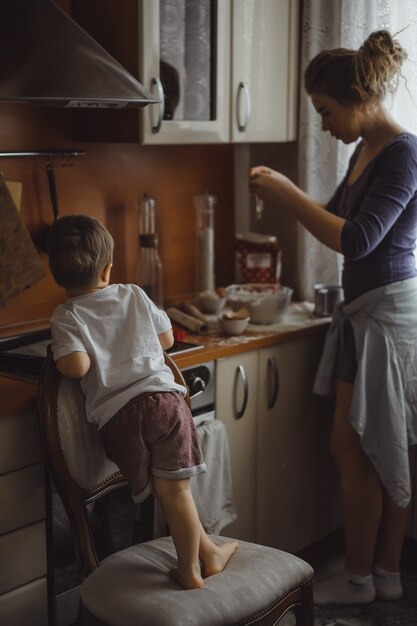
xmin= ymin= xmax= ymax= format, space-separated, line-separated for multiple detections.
xmin=152 ymin=476 xmax=238 ymax=589
xmin=153 ymin=476 xmax=204 ymax=589
xmin=198 ymin=522 xmax=239 ymax=577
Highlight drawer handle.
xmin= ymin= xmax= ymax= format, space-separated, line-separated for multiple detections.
xmin=267 ymin=356 xmax=279 ymax=409
xmin=237 ymin=81 xmax=251 ymax=132
xmin=234 ymin=364 xmax=248 ymax=419
xmin=151 ymin=76 xmax=165 ymax=134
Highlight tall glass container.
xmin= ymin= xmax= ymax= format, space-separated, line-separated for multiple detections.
xmin=137 ymin=193 xmax=164 ymax=307
xmin=194 ymin=192 xmax=216 ymax=293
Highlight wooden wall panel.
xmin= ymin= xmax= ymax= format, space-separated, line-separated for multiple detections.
xmin=0 ymin=101 xmax=235 ymax=331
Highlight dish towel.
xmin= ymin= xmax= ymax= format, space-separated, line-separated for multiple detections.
xmin=191 ymin=419 xmax=237 ymax=534
xmin=153 ymin=418 xmax=237 ymax=537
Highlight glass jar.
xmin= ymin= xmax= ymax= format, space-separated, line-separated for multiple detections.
xmin=137 ymin=193 xmax=164 ymax=306
xmin=194 ymin=192 xmax=216 ymax=292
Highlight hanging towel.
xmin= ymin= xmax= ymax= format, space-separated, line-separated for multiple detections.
xmin=191 ymin=419 xmax=237 ymax=534
xmin=153 ymin=418 xmax=237 ymax=537
xmin=0 ymin=175 xmax=45 ymax=307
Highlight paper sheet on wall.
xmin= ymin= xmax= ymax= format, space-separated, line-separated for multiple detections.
xmin=0 ymin=175 xmax=45 ymax=308
xmin=5 ymin=180 xmax=23 ymax=211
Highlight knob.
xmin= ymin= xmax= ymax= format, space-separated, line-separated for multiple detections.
xmin=189 ymin=375 xmax=206 ymax=397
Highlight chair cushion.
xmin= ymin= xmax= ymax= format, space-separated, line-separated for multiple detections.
xmin=81 ymin=535 xmax=313 ymax=626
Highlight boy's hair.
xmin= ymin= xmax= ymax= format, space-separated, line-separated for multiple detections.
xmin=47 ymin=215 xmax=114 ymax=289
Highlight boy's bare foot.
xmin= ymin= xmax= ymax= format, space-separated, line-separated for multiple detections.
xmin=170 ymin=565 xmax=205 ymax=590
xmin=202 ymin=540 xmax=239 ymax=578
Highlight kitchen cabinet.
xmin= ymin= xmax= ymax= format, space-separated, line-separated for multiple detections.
xmin=139 ymin=0 xmax=231 ymax=144
xmin=256 ymin=334 xmax=342 ymax=553
xmin=0 ymin=410 xmax=49 ymax=626
xmin=72 ymin=0 xmax=299 ymax=144
xmin=230 ymin=0 xmax=299 ymax=143
xmin=216 ymin=332 xmax=342 ymax=553
xmin=142 ymin=0 xmax=299 ymax=144
xmin=216 ymin=351 xmax=258 ymax=541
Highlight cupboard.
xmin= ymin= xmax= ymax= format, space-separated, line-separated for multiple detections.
xmin=230 ymin=0 xmax=299 ymax=142
xmin=256 ymin=335 xmax=342 ymax=553
xmin=0 ymin=410 xmax=49 ymax=626
xmin=72 ymin=0 xmax=299 ymax=144
xmin=216 ymin=332 xmax=343 ymax=552
xmin=215 ymin=351 xmax=258 ymax=541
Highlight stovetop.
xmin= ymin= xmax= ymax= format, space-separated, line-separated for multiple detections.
xmin=0 ymin=330 xmax=204 ymax=382
xmin=166 ymin=340 xmax=204 ymax=356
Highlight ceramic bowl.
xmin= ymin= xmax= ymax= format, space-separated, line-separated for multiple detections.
xmin=225 ymin=284 xmax=293 ymax=324
xmin=220 ymin=315 xmax=250 ymax=336
xmin=199 ymin=291 xmax=226 ymax=314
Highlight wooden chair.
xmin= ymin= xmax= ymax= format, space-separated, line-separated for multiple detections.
xmin=37 ymin=345 xmax=314 ymax=626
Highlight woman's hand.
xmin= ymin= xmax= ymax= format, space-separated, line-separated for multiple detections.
xmin=249 ymin=166 xmax=293 ymax=203
xmin=249 ymin=164 xmax=345 ymax=253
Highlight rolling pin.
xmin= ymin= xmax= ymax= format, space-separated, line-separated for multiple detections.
xmin=166 ymin=308 xmax=209 ymax=334
xmin=181 ymin=302 xmax=210 ymax=323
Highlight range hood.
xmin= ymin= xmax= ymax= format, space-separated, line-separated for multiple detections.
xmin=0 ymin=0 xmax=158 ymax=109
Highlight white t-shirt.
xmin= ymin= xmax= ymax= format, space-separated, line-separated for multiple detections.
xmin=50 ymin=283 xmax=186 ymax=429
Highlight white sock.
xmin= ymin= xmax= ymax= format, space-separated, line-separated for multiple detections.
xmin=313 ymin=569 xmax=376 ymax=606
xmin=373 ymin=566 xmax=403 ymax=601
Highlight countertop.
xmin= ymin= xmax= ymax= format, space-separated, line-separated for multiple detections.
xmin=0 ymin=301 xmax=330 ymax=415
xmin=173 ymin=301 xmax=330 ymax=368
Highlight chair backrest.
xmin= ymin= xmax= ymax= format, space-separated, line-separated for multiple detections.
xmin=37 ymin=344 xmax=189 ymax=576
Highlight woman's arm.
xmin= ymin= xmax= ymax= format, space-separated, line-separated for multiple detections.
xmin=249 ymin=166 xmax=346 ymax=253
xmin=56 ymin=352 xmax=91 ymax=379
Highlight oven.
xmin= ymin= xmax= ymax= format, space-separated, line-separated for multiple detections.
xmin=182 ymin=360 xmax=216 ymax=424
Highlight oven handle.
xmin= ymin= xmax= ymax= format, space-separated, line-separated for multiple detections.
xmin=234 ymin=364 xmax=248 ymax=420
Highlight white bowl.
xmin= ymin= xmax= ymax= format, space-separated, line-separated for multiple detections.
xmin=225 ymin=284 xmax=293 ymax=324
xmin=199 ymin=291 xmax=226 ymax=314
xmin=220 ymin=316 xmax=250 ymax=336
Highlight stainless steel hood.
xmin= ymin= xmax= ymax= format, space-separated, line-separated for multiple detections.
xmin=0 ymin=0 xmax=158 ymax=108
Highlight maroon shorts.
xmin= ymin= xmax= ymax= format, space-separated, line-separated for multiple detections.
xmin=100 ymin=391 xmax=206 ymax=502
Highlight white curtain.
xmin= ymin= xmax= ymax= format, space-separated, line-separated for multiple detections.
xmin=297 ymin=0 xmax=417 ymax=300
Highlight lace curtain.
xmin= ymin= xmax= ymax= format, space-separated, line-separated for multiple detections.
xmin=297 ymin=0 xmax=417 ymax=300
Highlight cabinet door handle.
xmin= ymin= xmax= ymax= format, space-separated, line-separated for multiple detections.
xmin=150 ymin=77 xmax=165 ymax=134
xmin=267 ymin=356 xmax=279 ymax=409
xmin=234 ymin=364 xmax=249 ymax=419
xmin=237 ymin=81 xmax=251 ymax=132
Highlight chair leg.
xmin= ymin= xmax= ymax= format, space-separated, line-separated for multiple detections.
xmin=293 ymin=582 xmax=314 ymax=626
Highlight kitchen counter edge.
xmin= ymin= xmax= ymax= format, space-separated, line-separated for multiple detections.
xmin=0 ymin=321 xmax=330 ymax=416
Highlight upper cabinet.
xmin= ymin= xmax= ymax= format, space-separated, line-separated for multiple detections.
xmin=140 ymin=0 xmax=231 ymax=144
xmin=230 ymin=0 xmax=299 ymax=142
xmin=72 ymin=0 xmax=299 ymax=144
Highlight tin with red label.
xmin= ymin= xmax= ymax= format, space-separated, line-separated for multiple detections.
xmin=235 ymin=233 xmax=282 ymax=284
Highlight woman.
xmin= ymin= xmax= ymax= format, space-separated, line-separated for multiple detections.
xmin=250 ymin=30 xmax=417 ymax=606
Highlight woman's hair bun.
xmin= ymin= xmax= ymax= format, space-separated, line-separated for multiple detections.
xmin=355 ymin=29 xmax=407 ymax=99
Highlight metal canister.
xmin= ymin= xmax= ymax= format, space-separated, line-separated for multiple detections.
xmin=313 ymin=284 xmax=343 ymax=317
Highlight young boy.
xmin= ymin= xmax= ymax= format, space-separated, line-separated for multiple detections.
xmin=47 ymin=214 xmax=238 ymax=589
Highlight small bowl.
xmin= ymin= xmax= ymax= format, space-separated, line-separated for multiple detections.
xmin=199 ymin=291 xmax=226 ymax=314
xmin=220 ymin=316 xmax=250 ymax=336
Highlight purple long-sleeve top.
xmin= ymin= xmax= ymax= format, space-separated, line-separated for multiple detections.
xmin=326 ymin=132 xmax=417 ymax=303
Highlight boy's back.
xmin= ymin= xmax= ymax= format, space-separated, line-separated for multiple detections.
xmin=51 ymin=283 xmax=185 ymax=429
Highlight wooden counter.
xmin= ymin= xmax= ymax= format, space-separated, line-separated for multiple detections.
xmin=0 ymin=303 xmax=330 ymax=416
xmin=173 ymin=320 xmax=329 ymax=369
